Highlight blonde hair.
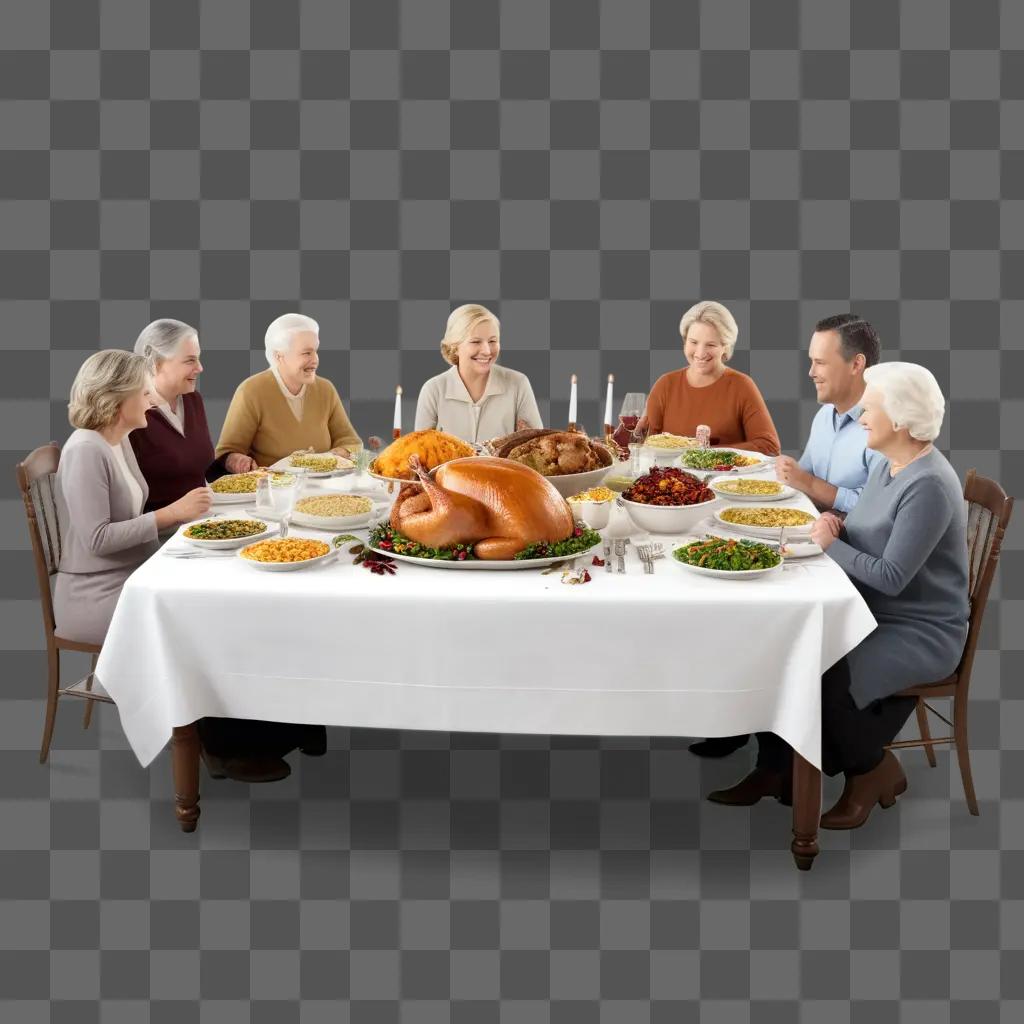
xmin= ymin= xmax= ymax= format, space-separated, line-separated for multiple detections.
xmin=265 ymin=312 xmax=319 ymax=366
xmin=678 ymin=301 xmax=739 ymax=361
xmin=134 ymin=318 xmax=197 ymax=374
xmin=863 ymin=362 xmax=946 ymax=442
xmin=68 ymin=350 xmax=149 ymax=431
xmin=440 ymin=304 xmax=500 ymax=365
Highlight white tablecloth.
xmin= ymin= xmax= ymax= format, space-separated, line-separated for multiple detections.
xmin=96 ymin=470 xmax=876 ymax=770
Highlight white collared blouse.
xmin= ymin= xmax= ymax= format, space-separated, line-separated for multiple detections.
xmin=414 ymin=364 xmax=543 ymax=443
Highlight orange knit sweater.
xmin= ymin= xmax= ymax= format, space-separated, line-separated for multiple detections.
xmin=645 ymin=367 xmax=781 ymax=455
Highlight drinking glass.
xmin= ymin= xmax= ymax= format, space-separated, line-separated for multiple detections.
xmin=612 ymin=392 xmax=646 ymax=451
xmin=618 ymin=392 xmax=648 ymax=475
xmin=254 ymin=475 xmax=274 ymax=519
xmin=351 ymin=447 xmax=373 ymax=493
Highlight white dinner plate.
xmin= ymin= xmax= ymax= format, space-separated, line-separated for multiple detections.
xmin=181 ymin=518 xmax=273 ymax=549
xmin=780 ymin=541 xmax=824 ymax=559
xmin=210 ymin=474 xmax=297 ymax=504
xmin=210 ymin=490 xmax=256 ymax=505
xmin=369 ymin=539 xmax=602 ymax=571
xmin=289 ymin=508 xmax=381 ymax=531
xmin=642 ymin=439 xmax=698 ymax=462
xmin=669 ymin=543 xmax=784 ymax=581
xmin=368 ymin=469 xmax=421 ymax=489
xmin=670 ymin=556 xmax=784 ymax=581
xmin=236 ymin=543 xmax=338 ymax=572
xmin=674 ymin=448 xmax=772 ymax=477
xmin=713 ymin=507 xmax=817 ymax=538
xmin=708 ymin=477 xmax=795 ymax=502
xmin=268 ymin=453 xmax=355 ymax=478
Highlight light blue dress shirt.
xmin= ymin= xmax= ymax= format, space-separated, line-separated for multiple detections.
xmin=798 ymin=402 xmax=879 ymax=513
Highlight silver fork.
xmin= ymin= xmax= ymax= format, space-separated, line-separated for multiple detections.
xmin=636 ymin=543 xmax=653 ymax=574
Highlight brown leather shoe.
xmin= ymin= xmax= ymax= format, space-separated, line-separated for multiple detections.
xmin=820 ymin=751 xmax=907 ymax=830
xmin=707 ymin=768 xmax=792 ymax=806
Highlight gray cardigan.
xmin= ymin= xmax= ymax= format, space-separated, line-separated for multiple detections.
xmin=827 ymin=448 xmax=970 ymax=706
xmin=56 ymin=429 xmax=160 ymax=574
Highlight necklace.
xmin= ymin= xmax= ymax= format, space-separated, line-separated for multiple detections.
xmin=889 ymin=443 xmax=933 ymax=476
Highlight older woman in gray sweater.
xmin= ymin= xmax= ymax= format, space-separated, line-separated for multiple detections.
xmin=55 ymin=351 xmax=212 ymax=646
xmin=710 ymin=362 xmax=969 ymax=830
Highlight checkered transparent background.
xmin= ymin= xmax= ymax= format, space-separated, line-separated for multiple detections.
xmin=1 ymin=1 xmax=1023 ymax=1019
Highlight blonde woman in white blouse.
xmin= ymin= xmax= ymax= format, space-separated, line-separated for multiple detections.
xmin=414 ymin=304 xmax=543 ymax=443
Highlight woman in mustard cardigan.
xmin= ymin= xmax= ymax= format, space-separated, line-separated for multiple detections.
xmin=215 ymin=313 xmax=363 ymax=468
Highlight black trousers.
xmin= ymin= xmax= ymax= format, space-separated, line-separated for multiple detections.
xmin=198 ymin=718 xmax=314 ymax=759
xmin=755 ymin=657 xmax=917 ymax=779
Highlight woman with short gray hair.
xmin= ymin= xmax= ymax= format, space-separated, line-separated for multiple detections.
xmin=710 ymin=362 xmax=969 ymax=831
xmin=129 ymin=319 xmax=245 ymax=511
xmin=215 ymin=313 xmax=363 ymax=467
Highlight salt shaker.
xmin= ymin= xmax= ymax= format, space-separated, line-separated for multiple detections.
xmin=696 ymin=424 xmax=711 ymax=449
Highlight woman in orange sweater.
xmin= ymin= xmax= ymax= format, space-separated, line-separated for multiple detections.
xmin=642 ymin=301 xmax=781 ymax=455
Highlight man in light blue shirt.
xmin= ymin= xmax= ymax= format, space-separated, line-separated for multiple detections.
xmin=691 ymin=313 xmax=881 ymax=761
xmin=776 ymin=313 xmax=881 ymax=513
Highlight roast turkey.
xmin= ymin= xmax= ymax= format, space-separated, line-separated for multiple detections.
xmin=488 ymin=428 xmax=614 ymax=475
xmin=390 ymin=456 xmax=575 ymax=560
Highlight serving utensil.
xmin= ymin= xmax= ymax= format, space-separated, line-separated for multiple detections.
xmin=162 ymin=549 xmax=236 ymax=559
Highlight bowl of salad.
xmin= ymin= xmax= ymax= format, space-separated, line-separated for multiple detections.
xmin=670 ymin=535 xmax=783 ymax=580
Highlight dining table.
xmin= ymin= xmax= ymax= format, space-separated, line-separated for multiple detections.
xmin=94 ymin=453 xmax=877 ymax=870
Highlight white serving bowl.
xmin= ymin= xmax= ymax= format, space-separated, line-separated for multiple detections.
xmin=543 ymin=464 xmax=613 ymax=499
xmin=569 ymin=498 xmax=612 ymax=530
xmin=619 ymin=495 xmax=721 ymax=534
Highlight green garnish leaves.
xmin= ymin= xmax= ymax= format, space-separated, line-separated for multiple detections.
xmin=368 ymin=523 xmax=602 ymax=562
xmin=513 ymin=526 xmax=602 ymax=560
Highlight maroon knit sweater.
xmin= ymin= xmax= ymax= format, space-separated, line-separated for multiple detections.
xmin=129 ymin=392 xmax=228 ymax=512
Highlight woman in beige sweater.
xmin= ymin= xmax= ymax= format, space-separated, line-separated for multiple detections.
xmin=215 ymin=313 xmax=363 ymax=468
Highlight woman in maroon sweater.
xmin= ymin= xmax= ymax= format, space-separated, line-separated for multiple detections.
xmin=130 ymin=319 xmax=324 ymax=783
xmin=129 ymin=320 xmax=255 ymax=509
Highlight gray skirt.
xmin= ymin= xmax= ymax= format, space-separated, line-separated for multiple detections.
xmin=53 ymin=568 xmax=133 ymax=646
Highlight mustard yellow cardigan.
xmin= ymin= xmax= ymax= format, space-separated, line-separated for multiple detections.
xmin=215 ymin=370 xmax=362 ymax=467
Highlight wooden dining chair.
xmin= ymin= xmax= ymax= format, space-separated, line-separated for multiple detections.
xmin=887 ymin=470 xmax=1014 ymax=815
xmin=15 ymin=443 xmax=112 ymax=764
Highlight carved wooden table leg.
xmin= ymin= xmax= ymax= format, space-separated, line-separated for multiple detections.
xmin=791 ymin=751 xmax=821 ymax=870
xmin=171 ymin=723 xmax=201 ymax=833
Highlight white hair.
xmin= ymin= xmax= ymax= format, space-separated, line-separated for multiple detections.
xmin=678 ymin=301 xmax=739 ymax=360
xmin=134 ymin=319 xmax=197 ymax=373
xmin=863 ymin=362 xmax=946 ymax=442
xmin=265 ymin=313 xmax=319 ymax=366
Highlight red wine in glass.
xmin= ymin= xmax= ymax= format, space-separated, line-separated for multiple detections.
xmin=612 ymin=414 xmax=638 ymax=450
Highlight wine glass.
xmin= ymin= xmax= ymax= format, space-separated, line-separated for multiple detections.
xmin=618 ymin=392 xmax=648 ymax=475
xmin=612 ymin=392 xmax=646 ymax=450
